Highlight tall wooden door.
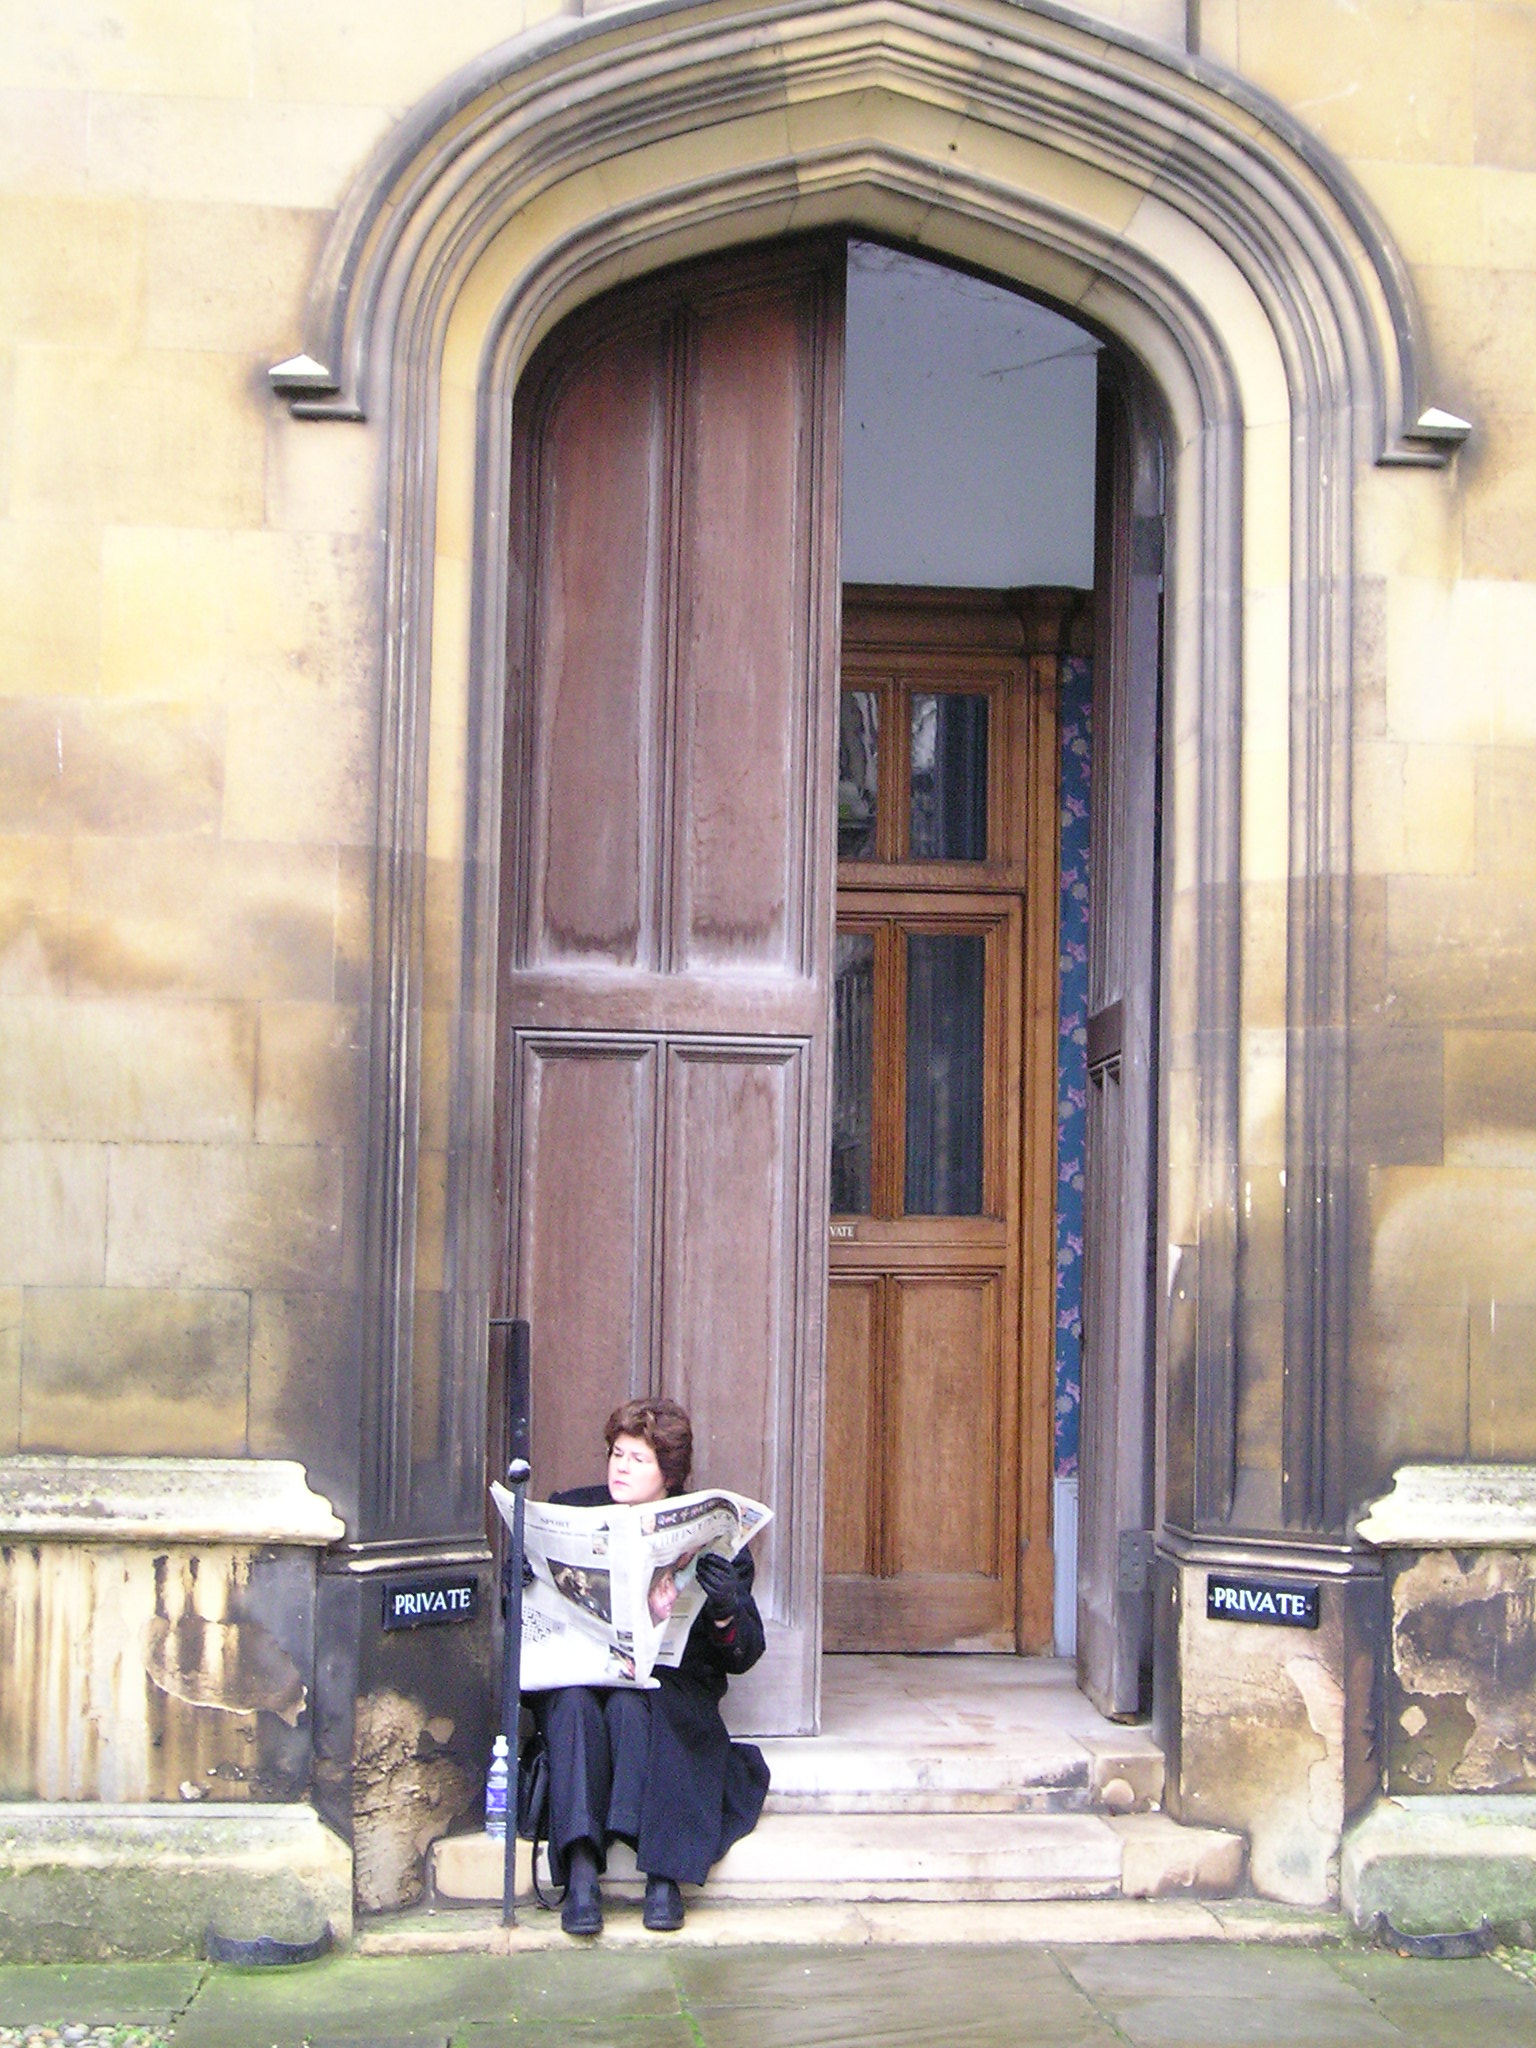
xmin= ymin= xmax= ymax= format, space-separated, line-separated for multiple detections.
xmin=1076 ymin=354 xmax=1163 ymax=1718
xmin=823 ymin=589 xmax=1064 ymax=1653
xmin=495 ymin=240 xmax=845 ymax=1734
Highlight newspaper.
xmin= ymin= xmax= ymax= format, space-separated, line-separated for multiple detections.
xmin=488 ymin=1484 xmax=772 ymax=1691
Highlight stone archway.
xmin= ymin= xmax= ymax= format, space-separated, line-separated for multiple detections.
xmin=270 ymin=0 xmax=1465 ymax=1902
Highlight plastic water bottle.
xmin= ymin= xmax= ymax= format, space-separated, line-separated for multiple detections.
xmin=485 ymin=1733 xmax=509 ymax=1840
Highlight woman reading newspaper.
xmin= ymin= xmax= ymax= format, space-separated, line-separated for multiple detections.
xmin=529 ymin=1399 xmax=769 ymax=1937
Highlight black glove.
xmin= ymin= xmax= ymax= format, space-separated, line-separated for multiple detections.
xmin=695 ymin=1550 xmax=742 ymax=1623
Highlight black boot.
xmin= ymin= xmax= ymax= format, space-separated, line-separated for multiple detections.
xmin=561 ymin=1840 xmax=603 ymax=1936
xmin=642 ymin=1875 xmax=685 ymax=1931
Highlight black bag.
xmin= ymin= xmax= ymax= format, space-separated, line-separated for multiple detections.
xmin=516 ymin=1725 xmax=564 ymax=1910
xmin=516 ymin=1728 xmax=549 ymax=1842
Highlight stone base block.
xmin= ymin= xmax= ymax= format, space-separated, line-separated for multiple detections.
xmin=1108 ymin=1814 xmax=1246 ymax=1898
xmin=1341 ymin=1795 xmax=1536 ymax=1939
xmin=0 ymin=1803 xmax=353 ymax=1962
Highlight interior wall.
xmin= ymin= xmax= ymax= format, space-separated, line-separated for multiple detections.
xmin=843 ymin=242 xmax=1100 ymax=589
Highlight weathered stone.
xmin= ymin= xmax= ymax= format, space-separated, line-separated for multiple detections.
xmin=1341 ymin=1794 xmax=1536 ymax=1937
xmin=1357 ymin=1463 xmax=1536 ymax=1548
xmin=0 ymin=1461 xmax=341 ymax=1805
xmin=1107 ymin=1814 xmax=1247 ymax=1898
xmin=350 ymin=1689 xmax=480 ymax=1915
xmin=1156 ymin=1557 xmax=1384 ymax=1907
xmin=0 ymin=1806 xmax=351 ymax=1962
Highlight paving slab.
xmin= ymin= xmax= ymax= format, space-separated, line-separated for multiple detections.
xmin=1055 ymin=1943 xmax=1405 ymax=2047
xmin=672 ymin=1941 xmax=1071 ymax=2009
xmin=674 ymin=1946 xmax=1122 ymax=2048
xmin=456 ymin=2021 xmax=699 ymax=2048
xmin=171 ymin=1951 xmax=681 ymax=2048
xmin=1330 ymin=1950 xmax=1536 ymax=2048
xmin=0 ymin=1961 xmax=204 ymax=2026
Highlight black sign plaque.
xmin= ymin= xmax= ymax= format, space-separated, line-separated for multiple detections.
xmin=382 ymin=1573 xmax=480 ymax=1631
xmin=1206 ymin=1574 xmax=1319 ymax=1630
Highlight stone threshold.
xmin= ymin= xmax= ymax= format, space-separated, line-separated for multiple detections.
xmin=430 ymin=1809 xmax=1245 ymax=1908
xmin=362 ymin=1896 xmax=1351 ymax=1954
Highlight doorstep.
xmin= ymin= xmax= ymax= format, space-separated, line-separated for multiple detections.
xmin=429 ymin=1809 xmax=1244 ymax=1908
xmin=429 ymin=1656 xmax=1242 ymax=1913
xmin=364 ymin=1894 xmax=1345 ymax=1955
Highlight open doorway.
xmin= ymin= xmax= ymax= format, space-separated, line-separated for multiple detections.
xmin=824 ymin=246 xmax=1102 ymax=1659
xmin=495 ymin=232 xmax=1161 ymax=1735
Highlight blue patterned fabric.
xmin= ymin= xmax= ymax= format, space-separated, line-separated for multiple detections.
xmin=1054 ymin=655 xmax=1092 ymax=1478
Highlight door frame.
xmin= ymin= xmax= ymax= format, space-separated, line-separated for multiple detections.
xmin=272 ymin=0 xmax=1457 ymax=1790
xmin=831 ymin=586 xmax=1088 ymax=1655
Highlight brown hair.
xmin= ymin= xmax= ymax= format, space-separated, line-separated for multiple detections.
xmin=604 ymin=1397 xmax=693 ymax=1495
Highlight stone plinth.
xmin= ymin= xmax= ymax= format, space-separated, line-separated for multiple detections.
xmin=1341 ymin=1795 xmax=1536 ymax=1940
xmin=0 ymin=1458 xmax=342 ymax=1805
xmin=1155 ymin=1550 xmax=1384 ymax=1907
xmin=0 ymin=1803 xmax=352 ymax=1962
xmin=1358 ymin=1465 xmax=1536 ymax=1796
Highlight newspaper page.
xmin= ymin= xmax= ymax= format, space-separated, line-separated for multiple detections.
xmin=489 ymin=1484 xmax=772 ymax=1692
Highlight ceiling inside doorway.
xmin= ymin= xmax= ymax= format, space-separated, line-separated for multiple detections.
xmin=843 ymin=241 xmax=1099 ymax=590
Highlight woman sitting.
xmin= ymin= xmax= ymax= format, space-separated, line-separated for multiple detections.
xmin=538 ymin=1397 xmax=769 ymax=1935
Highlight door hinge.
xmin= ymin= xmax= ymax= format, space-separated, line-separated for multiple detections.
xmin=1117 ymin=1529 xmax=1155 ymax=1594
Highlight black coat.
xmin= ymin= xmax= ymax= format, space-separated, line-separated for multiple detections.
xmin=540 ymin=1484 xmax=770 ymax=1886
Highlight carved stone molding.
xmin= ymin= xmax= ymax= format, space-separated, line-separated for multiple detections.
xmin=269 ymin=0 xmax=1465 ymax=1548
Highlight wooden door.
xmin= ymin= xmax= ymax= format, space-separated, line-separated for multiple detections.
xmin=1076 ymin=354 xmax=1163 ymax=1718
xmin=495 ymin=240 xmax=844 ymax=1734
xmin=823 ymin=589 xmax=1064 ymax=1654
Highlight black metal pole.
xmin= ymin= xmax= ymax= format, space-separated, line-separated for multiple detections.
xmin=501 ymin=1451 xmax=530 ymax=1926
xmin=496 ymin=1318 xmax=532 ymax=1928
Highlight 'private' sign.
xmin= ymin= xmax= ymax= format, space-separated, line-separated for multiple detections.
xmin=382 ymin=1574 xmax=481 ymax=1630
xmin=1206 ymin=1574 xmax=1319 ymax=1629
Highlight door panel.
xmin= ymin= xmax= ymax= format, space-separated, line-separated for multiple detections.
xmin=660 ymin=1041 xmax=802 ymax=1622
xmin=824 ymin=1277 xmax=881 ymax=1576
xmin=524 ymin=320 xmax=669 ymax=969
xmin=514 ymin=1036 xmax=658 ymax=1495
xmin=888 ymin=1273 xmax=1000 ymax=1578
xmin=677 ymin=288 xmax=815 ymax=971
xmin=499 ymin=240 xmax=844 ymax=1735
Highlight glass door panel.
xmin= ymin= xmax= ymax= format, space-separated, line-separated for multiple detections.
xmin=837 ymin=689 xmax=881 ymax=860
xmin=831 ymin=929 xmax=877 ymax=1213
xmin=830 ymin=902 xmax=1007 ymax=1224
xmin=910 ymin=692 xmax=988 ymax=860
xmin=904 ymin=930 xmax=986 ymax=1215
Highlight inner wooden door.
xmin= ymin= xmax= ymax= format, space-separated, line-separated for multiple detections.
xmin=823 ymin=588 xmax=1063 ymax=1654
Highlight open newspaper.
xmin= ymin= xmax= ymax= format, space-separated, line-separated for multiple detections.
xmin=488 ymin=1484 xmax=773 ymax=1691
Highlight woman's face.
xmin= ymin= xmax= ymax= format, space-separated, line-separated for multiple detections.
xmin=608 ymin=1431 xmax=667 ymax=1504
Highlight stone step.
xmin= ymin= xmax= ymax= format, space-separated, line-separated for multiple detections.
xmin=429 ymin=1810 xmax=1244 ymax=1908
xmin=754 ymin=1727 xmax=1164 ymax=1815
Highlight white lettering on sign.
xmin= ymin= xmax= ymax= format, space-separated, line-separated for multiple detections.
xmin=393 ymin=1587 xmax=473 ymax=1618
xmin=382 ymin=1574 xmax=480 ymax=1629
xmin=1205 ymin=1573 xmax=1319 ymax=1630
xmin=829 ymin=1223 xmax=857 ymax=1240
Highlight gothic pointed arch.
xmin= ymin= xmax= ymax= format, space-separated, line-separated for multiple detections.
xmin=271 ymin=0 xmax=1465 ymax=1553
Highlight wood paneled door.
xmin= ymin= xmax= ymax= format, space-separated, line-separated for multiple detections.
xmin=495 ymin=240 xmax=844 ymax=1735
xmin=824 ymin=589 xmax=1071 ymax=1654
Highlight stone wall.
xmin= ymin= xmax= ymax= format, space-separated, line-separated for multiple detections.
xmin=0 ymin=0 xmax=571 ymax=1520
xmin=1192 ymin=3 xmax=1536 ymax=1506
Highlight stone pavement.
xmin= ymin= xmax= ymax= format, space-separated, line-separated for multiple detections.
xmin=0 ymin=1939 xmax=1534 ymax=2047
